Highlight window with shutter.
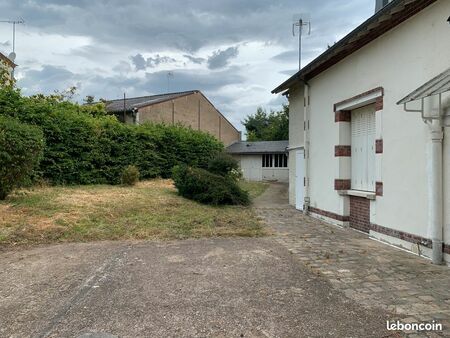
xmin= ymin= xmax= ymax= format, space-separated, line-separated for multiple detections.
xmin=351 ymin=105 xmax=376 ymax=191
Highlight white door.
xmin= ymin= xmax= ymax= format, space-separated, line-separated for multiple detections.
xmin=351 ymin=105 xmax=375 ymax=191
xmin=295 ymin=149 xmax=305 ymax=211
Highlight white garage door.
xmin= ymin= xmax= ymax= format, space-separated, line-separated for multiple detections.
xmin=240 ymin=156 xmax=262 ymax=181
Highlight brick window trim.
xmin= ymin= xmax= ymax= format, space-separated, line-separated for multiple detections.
xmin=335 ymin=110 xmax=351 ymax=122
xmin=309 ymin=206 xmax=349 ymax=222
xmin=333 ymin=87 xmax=384 ymax=113
xmin=334 ymin=179 xmax=351 ymax=191
xmin=376 ymin=182 xmax=383 ymax=196
xmin=375 ymin=139 xmax=383 ymax=154
xmin=335 ymin=145 xmax=351 ymax=157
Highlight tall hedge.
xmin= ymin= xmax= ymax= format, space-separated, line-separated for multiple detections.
xmin=0 ymin=87 xmax=223 ymax=185
xmin=0 ymin=116 xmax=44 ymax=199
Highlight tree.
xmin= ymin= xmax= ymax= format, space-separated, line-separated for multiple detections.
xmin=242 ymin=105 xmax=289 ymax=141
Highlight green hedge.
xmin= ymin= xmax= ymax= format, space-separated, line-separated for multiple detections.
xmin=0 ymin=116 xmax=44 ymax=199
xmin=0 ymin=88 xmax=223 ymax=185
xmin=172 ymin=165 xmax=249 ymax=205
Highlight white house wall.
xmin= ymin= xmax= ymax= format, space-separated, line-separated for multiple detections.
xmin=288 ymin=84 xmax=305 ymax=205
xmin=289 ymin=1 xmax=450 ymax=259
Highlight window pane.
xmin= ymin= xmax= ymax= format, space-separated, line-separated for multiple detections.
xmin=283 ymin=154 xmax=288 ymax=167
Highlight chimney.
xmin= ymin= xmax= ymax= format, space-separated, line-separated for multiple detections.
xmin=375 ymin=0 xmax=391 ymax=13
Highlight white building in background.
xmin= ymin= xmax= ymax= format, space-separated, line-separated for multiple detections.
xmin=272 ymin=0 xmax=450 ymax=264
xmin=227 ymin=141 xmax=289 ymax=182
xmin=0 ymin=51 xmax=16 ymax=85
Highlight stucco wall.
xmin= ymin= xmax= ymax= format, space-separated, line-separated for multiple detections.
xmin=288 ymin=84 xmax=305 ymax=205
xmin=289 ymin=1 xmax=450 ymax=248
xmin=137 ymin=92 xmax=240 ymax=146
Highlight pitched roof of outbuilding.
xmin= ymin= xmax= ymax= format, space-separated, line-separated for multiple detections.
xmin=226 ymin=140 xmax=288 ymax=154
xmin=105 ymin=90 xmax=198 ymax=113
xmin=272 ymin=0 xmax=437 ymax=94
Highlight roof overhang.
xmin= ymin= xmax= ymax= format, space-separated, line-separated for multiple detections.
xmin=272 ymin=0 xmax=437 ymax=94
xmin=397 ymin=68 xmax=450 ymax=105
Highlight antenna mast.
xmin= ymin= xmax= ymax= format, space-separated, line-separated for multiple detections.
xmin=292 ymin=15 xmax=311 ymax=70
xmin=0 ymin=18 xmax=25 ymax=54
xmin=167 ymin=71 xmax=174 ymax=92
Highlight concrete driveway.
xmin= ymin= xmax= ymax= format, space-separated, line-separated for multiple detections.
xmin=0 ymin=185 xmax=394 ymax=338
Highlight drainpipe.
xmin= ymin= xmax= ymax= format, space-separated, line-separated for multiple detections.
xmin=303 ymin=83 xmax=311 ymax=213
xmin=429 ymin=118 xmax=444 ymax=264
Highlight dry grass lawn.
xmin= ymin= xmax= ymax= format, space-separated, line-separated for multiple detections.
xmin=0 ymin=179 xmax=268 ymax=245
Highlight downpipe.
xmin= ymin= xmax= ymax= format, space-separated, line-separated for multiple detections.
xmin=303 ymin=83 xmax=311 ymax=214
xmin=429 ymin=119 xmax=444 ymax=265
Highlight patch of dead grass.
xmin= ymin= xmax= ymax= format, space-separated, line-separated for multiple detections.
xmin=0 ymin=179 xmax=266 ymax=245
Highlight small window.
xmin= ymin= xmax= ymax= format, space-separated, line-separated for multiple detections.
xmin=262 ymin=154 xmax=287 ymax=168
xmin=262 ymin=154 xmax=273 ymax=168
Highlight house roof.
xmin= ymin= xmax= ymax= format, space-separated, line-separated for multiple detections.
xmin=0 ymin=51 xmax=16 ymax=68
xmin=105 ymin=90 xmax=197 ymax=113
xmin=226 ymin=140 xmax=288 ymax=154
xmin=397 ymin=67 xmax=450 ymax=104
xmin=272 ymin=0 xmax=437 ymax=94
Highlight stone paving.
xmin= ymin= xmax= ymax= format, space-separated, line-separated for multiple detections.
xmin=254 ymin=183 xmax=450 ymax=338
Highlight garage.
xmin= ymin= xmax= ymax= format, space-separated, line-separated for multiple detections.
xmin=226 ymin=141 xmax=289 ymax=182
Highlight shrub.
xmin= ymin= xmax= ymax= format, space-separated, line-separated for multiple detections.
xmin=0 ymin=88 xmax=222 ymax=185
xmin=0 ymin=116 xmax=44 ymax=199
xmin=121 ymin=165 xmax=140 ymax=186
xmin=172 ymin=165 xmax=249 ymax=206
xmin=207 ymin=152 xmax=239 ymax=177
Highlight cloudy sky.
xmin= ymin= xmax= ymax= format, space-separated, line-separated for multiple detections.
xmin=0 ymin=0 xmax=375 ymax=132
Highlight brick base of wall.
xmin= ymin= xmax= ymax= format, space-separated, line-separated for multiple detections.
xmin=349 ymin=196 xmax=370 ymax=233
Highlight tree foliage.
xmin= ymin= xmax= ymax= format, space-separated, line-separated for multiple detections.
xmin=0 ymin=115 xmax=44 ymax=199
xmin=0 ymin=87 xmax=223 ymax=186
xmin=242 ymin=105 xmax=289 ymax=141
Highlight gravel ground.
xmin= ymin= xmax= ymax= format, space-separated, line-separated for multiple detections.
xmin=0 ymin=236 xmax=392 ymax=338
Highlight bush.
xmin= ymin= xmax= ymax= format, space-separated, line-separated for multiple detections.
xmin=0 ymin=116 xmax=44 ymax=199
xmin=0 ymin=88 xmax=223 ymax=185
xmin=172 ymin=165 xmax=249 ymax=206
xmin=121 ymin=165 xmax=140 ymax=186
xmin=207 ymin=152 xmax=239 ymax=177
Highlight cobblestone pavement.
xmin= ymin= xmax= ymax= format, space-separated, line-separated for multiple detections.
xmin=254 ymin=183 xmax=450 ymax=338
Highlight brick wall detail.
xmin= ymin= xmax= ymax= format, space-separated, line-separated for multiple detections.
xmin=334 ymin=179 xmax=351 ymax=190
xmin=335 ymin=145 xmax=351 ymax=157
xmin=349 ymin=196 xmax=370 ymax=233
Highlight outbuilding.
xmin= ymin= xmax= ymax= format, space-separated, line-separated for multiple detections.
xmin=227 ymin=141 xmax=288 ymax=182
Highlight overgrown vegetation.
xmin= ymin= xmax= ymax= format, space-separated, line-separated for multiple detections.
xmin=242 ymin=105 xmax=289 ymax=141
xmin=207 ymin=152 xmax=240 ymax=177
xmin=0 ymin=116 xmax=44 ymax=200
xmin=0 ymin=180 xmax=266 ymax=245
xmin=0 ymin=87 xmax=223 ymax=190
xmin=121 ymin=165 xmax=140 ymax=186
xmin=172 ymin=165 xmax=250 ymax=206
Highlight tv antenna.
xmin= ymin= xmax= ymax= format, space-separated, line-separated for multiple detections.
xmin=167 ymin=71 xmax=174 ymax=92
xmin=292 ymin=14 xmax=311 ymax=70
xmin=0 ymin=18 xmax=25 ymax=54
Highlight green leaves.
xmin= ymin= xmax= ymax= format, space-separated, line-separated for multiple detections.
xmin=0 ymin=87 xmax=224 ymax=187
xmin=242 ymin=105 xmax=289 ymax=141
xmin=0 ymin=116 xmax=44 ymax=199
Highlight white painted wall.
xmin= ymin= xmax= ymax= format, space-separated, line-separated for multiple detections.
xmin=288 ymin=1 xmax=450 ymax=257
xmin=288 ymin=84 xmax=305 ymax=205
xmin=234 ymin=154 xmax=289 ymax=182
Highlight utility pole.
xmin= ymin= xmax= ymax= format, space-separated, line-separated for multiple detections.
xmin=292 ymin=15 xmax=311 ymax=70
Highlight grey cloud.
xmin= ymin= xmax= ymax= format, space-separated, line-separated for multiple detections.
xmin=146 ymin=54 xmax=177 ymax=68
xmin=183 ymin=54 xmax=205 ymax=64
xmin=207 ymin=47 xmax=239 ymax=70
xmin=18 ymin=65 xmax=78 ymax=94
xmin=130 ymin=54 xmax=147 ymax=71
xmin=271 ymin=50 xmax=298 ymax=63
xmin=0 ymin=0 xmax=373 ymax=53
